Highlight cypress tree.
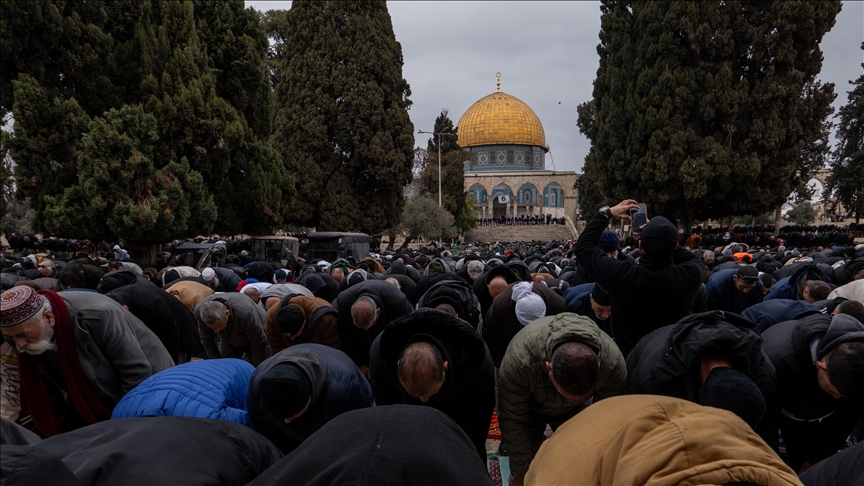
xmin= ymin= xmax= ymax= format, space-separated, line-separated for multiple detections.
xmin=6 ymin=0 xmax=288 ymax=262
xmin=577 ymin=1 xmax=840 ymax=228
xmin=271 ymin=0 xmax=414 ymax=234
xmin=826 ymin=45 xmax=864 ymax=223
xmin=194 ymin=0 xmax=273 ymax=137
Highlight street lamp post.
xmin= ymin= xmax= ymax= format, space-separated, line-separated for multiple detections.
xmin=418 ymin=129 xmax=455 ymax=207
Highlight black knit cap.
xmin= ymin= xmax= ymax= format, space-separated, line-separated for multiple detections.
xmin=591 ymin=283 xmax=611 ymax=306
xmin=276 ymin=305 xmax=305 ymax=336
xmin=699 ymin=367 xmax=766 ymax=428
xmin=640 ymin=216 xmax=679 ymax=256
xmin=259 ymin=363 xmax=312 ymax=418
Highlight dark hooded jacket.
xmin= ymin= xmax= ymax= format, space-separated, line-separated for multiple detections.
xmin=473 ymin=265 xmax=522 ymax=319
xmin=765 ymin=262 xmax=834 ymax=301
xmin=369 ymin=310 xmax=495 ymax=461
xmin=247 ymin=344 xmax=374 ymax=453
xmin=484 ymin=281 xmax=567 ymax=367
xmin=563 ymin=283 xmax=608 ymax=328
xmin=626 ymin=310 xmax=776 ymax=424
xmin=505 ymin=260 xmax=532 ymax=282
xmin=246 ymin=405 xmax=494 ymax=486
xmin=381 ymin=261 xmax=419 ymax=304
xmin=415 ymin=279 xmax=483 ymax=330
xmin=415 ymin=266 xmax=461 ymax=300
xmin=335 ymin=280 xmax=414 ymax=368
xmin=105 ymin=283 xmax=181 ymax=363
xmin=574 ymin=213 xmax=706 ymax=357
xmin=799 ymin=442 xmax=864 ymax=486
xmin=96 ymin=270 xmax=149 ymax=294
xmin=741 ymin=299 xmax=821 ymax=332
xmin=298 ymin=272 xmax=341 ymax=304
xmin=20 ymin=417 xmax=281 ymax=486
xmin=212 ymin=266 xmax=242 ymax=292
xmin=761 ymin=313 xmax=864 ymax=467
xmin=1 ymin=445 xmax=83 ymax=486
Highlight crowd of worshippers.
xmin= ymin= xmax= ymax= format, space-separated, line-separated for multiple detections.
xmin=1 ymin=202 xmax=864 ymax=486
xmin=477 ymin=214 xmax=567 ymax=226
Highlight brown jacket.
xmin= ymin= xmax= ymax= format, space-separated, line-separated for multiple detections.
xmin=526 ymin=395 xmax=802 ymax=486
xmin=166 ymin=281 xmax=214 ymax=312
xmin=265 ymin=295 xmax=343 ymax=354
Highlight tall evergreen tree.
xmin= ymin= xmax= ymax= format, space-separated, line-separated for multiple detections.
xmin=0 ymin=0 xmax=118 ymax=120
xmin=577 ymin=1 xmax=840 ymax=228
xmin=826 ymin=44 xmax=864 ymax=223
xmin=270 ymin=0 xmax=414 ymax=234
xmin=6 ymin=0 xmax=288 ymax=259
xmin=194 ymin=0 xmax=273 ymax=137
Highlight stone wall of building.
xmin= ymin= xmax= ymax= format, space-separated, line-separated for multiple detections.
xmin=464 ymin=170 xmax=578 ymax=220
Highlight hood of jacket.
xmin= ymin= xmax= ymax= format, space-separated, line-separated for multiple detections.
xmin=376 ymin=309 xmax=488 ymax=398
xmin=246 ymin=405 xmax=494 ymax=486
xmin=816 ymin=313 xmax=864 ymax=360
xmin=526 ymin=395 xmax=801 ymax=486
xmin=648 ymin=311 xmax=775 ymax=400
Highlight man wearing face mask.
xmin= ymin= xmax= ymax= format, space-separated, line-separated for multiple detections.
xmin=368 ymin=309 xmax=495 ymax=463
xmin=247 ymin=344 xmax=374 ymax=454
xmin=0 ymin=286 xmax=173 ymax=437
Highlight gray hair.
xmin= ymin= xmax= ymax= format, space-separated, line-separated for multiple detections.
xmin=384 ymin=278 xmax=401 ymax=290
xmin=350 ymin=296 xmax=379 ymax=329
xmin=197 ymin=300 xmax=226 ymax=325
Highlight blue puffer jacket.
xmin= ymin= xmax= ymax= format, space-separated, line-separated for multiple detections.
xmin=111 ymin=359 xmax=255 ymax=427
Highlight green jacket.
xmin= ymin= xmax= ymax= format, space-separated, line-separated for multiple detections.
xmin=498 ymin=313 xmax=627 ymax=475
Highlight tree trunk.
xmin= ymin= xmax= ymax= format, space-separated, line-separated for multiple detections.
xmin=399 ymin=235 xmax=416 ymax=251
xmin=773 ymin=207 xmax=783 ymax=236
xmin=126 ymin=242 xmax=159 ymax=268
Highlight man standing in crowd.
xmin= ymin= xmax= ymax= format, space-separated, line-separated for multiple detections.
xmin=195 ymin=292 xmax=269 ymax=367
xmin=334 ymin=279 xmax=413 ymax=377
xmin=0 ymin=286 xmax=173 ymax=436
xmin=705 ymin=266 xmax=764 ymax=314
xmin=574 ymin=199 xmax=705 ymax=356
xmin=498 ymin=313 xmax=627 ymax=486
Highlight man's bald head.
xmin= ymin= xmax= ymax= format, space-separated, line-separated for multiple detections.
xmin=243 ymin=287 xmax=261 ymax=304
xmin=350 ymin=296 xmax=379 ymax=330
xmin=488 ymin=276 xmax=508 ymax=299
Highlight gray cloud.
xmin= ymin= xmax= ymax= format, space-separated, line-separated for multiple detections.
xmin=247 ymin=1 xmax=863 ymax=173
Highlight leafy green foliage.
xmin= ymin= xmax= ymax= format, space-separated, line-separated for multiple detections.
xmin=43 ymin=105 xmax=216 ymax=241
xmin=578 ymin=1 xmax=840 ymax=228
xmin=826 ymin=45 xmax=864 ymax=223
xmin=455 ymin=196 xmax=479 ymax=234
xmin=0 ymin=0 xmax=118 ymax=120
xmin=784 ymin=200 xmax=816 ymax=225
xmin=397 ymin=197 xmax=457 ymax=248
xmin=270 ymin=0 xmax=414 ymax=234
xmin=6 ymin=0 xmax=288 ymax=244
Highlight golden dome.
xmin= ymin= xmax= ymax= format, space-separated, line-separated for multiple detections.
xmin=457 ymin=91 xmax=547 ymax=151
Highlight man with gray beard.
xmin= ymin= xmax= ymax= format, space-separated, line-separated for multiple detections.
xmin=0 ymin=286 xmax=173 ymax=436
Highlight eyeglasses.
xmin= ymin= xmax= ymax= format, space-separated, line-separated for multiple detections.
xmin=38 ymin=264 xmax=51 ymax=269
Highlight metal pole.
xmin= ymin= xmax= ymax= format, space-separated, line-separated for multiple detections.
xmin=438 ymin=133 xmax=442 ymax=207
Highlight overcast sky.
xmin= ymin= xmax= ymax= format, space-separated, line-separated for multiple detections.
xmin=247 ymin=1 xmax=864 ymax=174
